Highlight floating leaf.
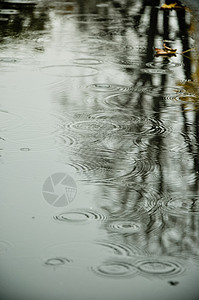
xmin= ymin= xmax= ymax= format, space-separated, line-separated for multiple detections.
xmin=154 ymin=43 xmax=177 ymax=56
xmin=177 ymin=67 xmax=199 ymax=111
xmin=163 ymin=43 xmax=177 ymax=53
xmin=155 ymin=42 xmax=195 ymax=57
xmin=160 ymin=3 xmax=184 ymax=10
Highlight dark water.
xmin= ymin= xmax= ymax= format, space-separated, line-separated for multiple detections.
xmin=0 ymin=0 xmax=199 ymax=299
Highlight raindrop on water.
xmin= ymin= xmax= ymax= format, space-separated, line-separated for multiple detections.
xmin=91 ymin=260 xmax=137 ymax=278
xmin=161 ymin=194 xmax=199 ymax=216
xmin=44 ymin=257 xmax=72 ymax=266
xmin=54 ymin=209 xmax=108 ymax=223
xmin=86 ymin=83 xmax=132 ymax=93
xmin=107 ymin=220 xmax=144 ymax=234
xmin=136 ymin=258 xmax=184 ymax=277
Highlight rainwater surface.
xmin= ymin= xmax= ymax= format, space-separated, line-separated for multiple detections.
xmin=0 ymin=0 xmax=199 ymax=299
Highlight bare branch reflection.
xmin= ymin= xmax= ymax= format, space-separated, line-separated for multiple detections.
xmin=1 ymin=0 xmax=199 ymax=280
xmin=52 ymin=0 xmax=199 ymax=262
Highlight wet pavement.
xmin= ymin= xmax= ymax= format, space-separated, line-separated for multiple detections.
xmin=0 ymin=0 xmax=199 ymax=299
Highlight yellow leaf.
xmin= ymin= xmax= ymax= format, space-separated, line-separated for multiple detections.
xmin=154 ymin=44 xmax=177 ymax=56
xmin=160 ymin=3 xmax=184 ymax=10
xmin=163 ymin=43 xmax=177 ymax=53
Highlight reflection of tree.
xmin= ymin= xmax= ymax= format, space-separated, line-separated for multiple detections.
xmin=1 ymin=0 xmax=199 ymax=264
xmin=59 ymin=0 xmax=199 ymax=261
xmin=0 ymin=1 xmax=49 ymax=38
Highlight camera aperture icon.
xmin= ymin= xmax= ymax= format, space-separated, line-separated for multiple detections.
xmin=42 ymin=173 xmax=77 ymax=207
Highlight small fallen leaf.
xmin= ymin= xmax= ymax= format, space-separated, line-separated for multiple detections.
xmin=163 ymin=43 xmax=177 ymax=53
xmin=154 ymin=42 xmax=177 ymax=56
xmin=160 ymin=3 xmax=184 ymax=10
xmin=161 ymin=3 xmax=177 ymax=9
xmin=155 ymin=42 xmax=195 ymax=57
xmin=154 ymin=47 xmax=177 ymax=56
xmin=154 ymin=48 xmax=168 ymax=55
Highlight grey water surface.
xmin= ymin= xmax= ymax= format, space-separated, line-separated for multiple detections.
xmin=0 ymin=0 xmax=199 ymax=299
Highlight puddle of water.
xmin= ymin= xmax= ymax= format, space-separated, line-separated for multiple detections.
xmin=1 ymin=0 xmax=199 ymax=300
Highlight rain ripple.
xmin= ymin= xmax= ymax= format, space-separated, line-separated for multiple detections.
xmin=86 ymin=83 xmax=132 ymax=93
xmin=110 ymin=188 xmax=159 ymax=220
xmin=73 ymin=58 xmax=103 ymax=65
xmin=135 ymin=258 xmax=185 ymax=277
xmin=146 ymin=61 xmax=181 ymax=69
xmin=91 ymin=260 xmax=137 ymax=278
xmin=107 ymin=221 xmax=144 ymax=234
xmin=142 ymin=86 xmax=186 ymax=99
xmin=141 ymin=68 xmax=172 ymax=75
xmin=44 ymin=257 xmax=72 ymax=266
xmin=109 ymin=59 xmax=143 ymax=69
xmin=65 ymin=160 xmax=105 ymax=174
xmin=122 ymin=45 xmax=147 ymax=55
xmin=101 ymin=92 xmax=146 ymax=109
xmin=161 ymin=194 xmax=199 ymax=217
xmin=42 ymin=240 xmax=141 ymax=266
xmin=66 ymin=156 xmax=157 ymax=185
xmin=116 ymin=158 xmax=157 ymax=181
xmin=54 ymin=208 xmax=108 ymax=224
xmin=66 ymin=14 xmax=98 ymax=24
xmin=96 ymin=240 xmax=142 ymax=257
xmin=41 ymin=65 xmax=98 ymax=77
xmin=67 ymin=14 xmax=122 ymax=27
xmin=91 ymin=257 xmax=184 ymax=278
xmin=66 ymin=120 xmax=119 ymax=134
xmin=92 ymin=111 xmax=169 ymax=136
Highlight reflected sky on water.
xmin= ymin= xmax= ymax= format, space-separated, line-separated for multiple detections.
xmin=0 ymin=0 xmax=199 ymax=299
